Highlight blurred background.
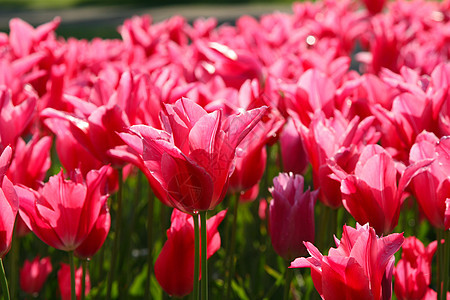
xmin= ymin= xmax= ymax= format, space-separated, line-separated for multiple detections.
xmin=0 ymin=0 xmax=295 ymax=39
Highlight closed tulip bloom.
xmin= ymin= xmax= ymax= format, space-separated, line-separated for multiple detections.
xmin=154 ymin=208 xmax=226 ymax=297
xmin=269 ymin=173 xmax=317 ymax=260
xmin=57 ymin=263 xmax=90 ymax=300
xmin=291 ymin=223 xmax=404 ymax=300
xmin=128 ymin=97 xmax=267 ymax=213
xmin=19 ymin=256 xmax=52 ymax=295
xmin=394 ymin=237 xmax=437 ymax=300
xmin=0 ymin=146 xmax=18 ymax=258
xmin=18 ymin=166 xmax=109 ymax=252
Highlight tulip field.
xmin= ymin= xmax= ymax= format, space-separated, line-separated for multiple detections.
xmin=0 ymin=0 xmax=450 ymax=299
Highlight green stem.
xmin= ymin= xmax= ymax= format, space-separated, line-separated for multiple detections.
xmin=145 ymin=190 xmax=155 ymax=300
xmin=106 ymin=168 xmax=124 ymax=300
xmin=81 ymin=260 xmax=87 ymax=300
xmin=283 ymin=262 xmax=293 ymax=300
xmin=200 ymin=211 xmax=208 ymax=300
xmin=0 ymin=258 xmax=10 ymax=300
xmin=193 ymin=213 xmax=200 ymax=300
xmin=437 ymin=229 xmax=443 ymax=300
xmin=443 ymin=230 xmax=450 ymax=298
xmin=69 ymin=252 xmax=76 ymax=300
xmin=225 ymin=193 xmax=239 ymax=300
xmin=9 ymin=229 xmax=18 ymax=300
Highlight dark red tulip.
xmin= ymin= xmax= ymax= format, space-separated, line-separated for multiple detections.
xmin=19 ymin=256 xmax=52 ymax=295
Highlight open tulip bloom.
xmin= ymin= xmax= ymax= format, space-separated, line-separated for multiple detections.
xmin=126 ymin=97 xmax=267 ymax=214
xmin=291 ymin=223 xmax=404 ymax=300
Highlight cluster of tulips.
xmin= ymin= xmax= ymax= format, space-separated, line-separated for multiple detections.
xmin=0 ymin=0 xmax=450 ymax=298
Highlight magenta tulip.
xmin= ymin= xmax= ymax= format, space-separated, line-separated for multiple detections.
xmin=127 ymin=97 xmax=267 ymax=213
xmin=18 ymin=166 xmax=109 ymax=252
xmin=58 ymin=263 xmax=90 ymax=300
xmin=331 ymin=144 xmax=431 ymax=235
xmin=0 ymin=146 xmax=18 ymax=258
xmin=291 ymin=223 xmax=404 ymax=300
xmin=19 ymin=256 xmax=52 ymax=295
xmin=268 ymin=172 xmax=317 ymax=260
xmin=409 ymin=131 xmax=450 ymax=229
xmin=394 ymin=237 xmax=437 ymax=300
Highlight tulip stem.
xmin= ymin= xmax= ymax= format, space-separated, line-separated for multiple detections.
xmin=81 ymin=260 xmax=87 ymax=300
xmin=107 ymin=168 xmax=124 ymax=300
xmin=225 ymin=193 xmax=239 ymax=300
xmin=9 ymin=228 xmax=18 ymax=300
xmin=443 ymin=230 xmax=450 ymax=299
xmin=193 ymin=213 xmax=200 ymax=300
xmin=200 ymin=211 xmax=208 ymax=300
xmin=437 ymin=229 xmax=444 ymax=300
xmin=69 ymin=252 xmax=76 ymax=300
xmin=283 ymin=262 xmax=293 ymax=300
xmin=0 ymin=258 xmax=10 ymax=300
xmin=145 ymin=190 xmax=155 ymax=300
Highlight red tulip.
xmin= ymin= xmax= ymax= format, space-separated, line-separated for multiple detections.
xmin=57 ymin=263 xmax=90 ymax=300
xmin=127 ymin=97 xmax=267 ymax=213
xmin=154 ymin=208 xmax=226 ymax=297
xmin=446 ymin=199 xmax=450 ymax=230
xmin=394 ymin=237 xmax=437 ymax=300
xmin=18 ymin=166 xmax=109 ymax=252
xmin=19 ymin=256 xmax=52 ymax=295
xmin=291 ymin=223 xmax=404 ymax=300
xmin=361 ymin=0 xmax=386 ymax=14
xmin=269 ymin=172 xmax=317 ymax=260
xmin=0 ymin=146 xmax=18 ymax=258
xmin=330 ymin=144 xmax=431 ymax=235
xmin=409 ymin=131 xmax=450 ymax=229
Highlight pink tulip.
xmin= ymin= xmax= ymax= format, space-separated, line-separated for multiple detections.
xmin=0 ymin=87 xmax=36 ymax=151
xmin=269 ymin=173 xmax=317 ymax=260
xmin=127 ymin=97 xmax=266 ymax=213
xmin=8 ymin=134 xmax=52 ymax=190
xmin=19 ymin=256 xmax=52 ymax=295
xmin=394 ymin=237 xmax=437 ymax=300
xmin=154 ymin=209 xmax=226 ymax=297
xmin=295 ymin=111 xmax=379 ymax=208
xmin=0 ymin=146 xmax=18 ymax=258
xmin=58 ymin=263 xmax=90 ymax=300
xmin=409 ymin=131 xmax=450 ymax=229
xmin=18 ymin=166 xmax=109 ymax=252
xmin=331 ymin=144 xmax=431 ymax=235
xmin=291 ymin=223 xmax=404 ymax=300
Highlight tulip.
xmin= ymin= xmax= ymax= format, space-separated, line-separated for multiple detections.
xmin=7 ymin=135 xmax=52 ymax=190
xmin=154 ymin=209 xmax=226 ymax=297
xmin=330 ymin=144 xmax=431 ymax=235
xmin=291 ymin=223 xmax=404 ymax=300
xmin=18 ymin=166 xmax=109 ymax=252
xmin=361 ymin=0 xmax=386 ymax=14
xmin=0 ymin=87 xmax=36 ymax=151
xmin=279 ymin=118 xmax=308 ymax=175
xmin=394 ymin=237 xmax=437 ymax=300
xmin=57 ymin=263 xmax=90 ymax=300
xmin=409 ymin=131 xmax=450 ymax=229
xmin=268 ymin=173 xmax=317 ymax=260
xmin=0 ymin=146 xmax=18 ymax=258
xmin=127 ymin=97 xmax=267 ymax=214
xmin=19 ymin=256 xmax=52 ymax=295
xmin=295 ymin=111 xmax=379 ymax=208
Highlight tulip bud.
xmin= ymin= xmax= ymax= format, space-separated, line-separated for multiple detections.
xmin=19 ymin=256 xmax=52 ymax=295
xmin=269 ymin=172 xmax=317 ymax=260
